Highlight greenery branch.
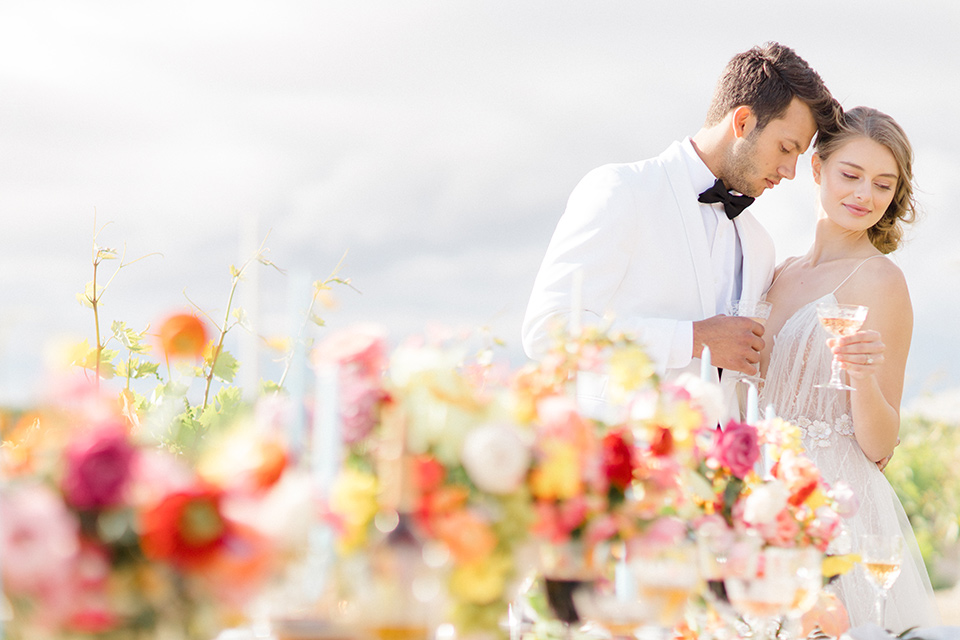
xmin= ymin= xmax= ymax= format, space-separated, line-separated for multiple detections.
xmin=184 ymin=232 xmax=283 ymax=410
xmin=274 ymin=249 xmax=358 ymax=391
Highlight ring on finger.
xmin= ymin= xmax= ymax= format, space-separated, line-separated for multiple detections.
xmin=866 ymin=355 xmax=874 ymax=365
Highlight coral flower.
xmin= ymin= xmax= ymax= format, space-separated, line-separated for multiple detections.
xmin=140 ymin=487 xmax=229 ymax=570
xmin=157 ymin=312 xmax=208 ymax=359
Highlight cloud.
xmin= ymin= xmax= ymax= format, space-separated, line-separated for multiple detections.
xmin=1 ymin=0 xmax=958 ymax=405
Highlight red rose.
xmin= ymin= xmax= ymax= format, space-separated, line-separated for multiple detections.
xmin=602 ymin=429 xmax=636 ymax=490
xmin=711 ymin=421 xmax=760 ymax=479
xmin=62 ymin=424 xmax=136 ymax=510
xmin=649 ymin=426 xmax=674 ymax=457
xmin=140 ymin=487 xmax=228 ymax=570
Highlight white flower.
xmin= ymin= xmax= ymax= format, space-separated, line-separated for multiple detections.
xmin=674 ymin=373 xmax=725 ymax=428
xmin=461 ymin=423 xmax=532 ymax=495
xmin=742 ymin=480 xmax=790 ymax=526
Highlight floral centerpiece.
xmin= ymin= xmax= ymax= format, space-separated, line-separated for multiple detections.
xmin=0 ymin=382 xmax=308 ymax=640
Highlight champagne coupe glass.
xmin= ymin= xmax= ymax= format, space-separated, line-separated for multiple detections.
xmin=727 ymin=300 xmax=772 ymax=384
xmin=860 ymin=534 xmax=903 ymax=628
xmin=538 ymin=541 xmax=604 ymax=639
xmin=814 ymin=302 xmax=868 ymax=390
xmin=780 ymin=547 xmax=824 ymax=640
xmin=724 ymin=543 xmax=799 ymax=640
xmin=629 ymin=540 xmax=699 ymax=640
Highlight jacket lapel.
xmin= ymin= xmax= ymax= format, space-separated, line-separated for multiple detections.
xmin=660 ymin=142 xmax=716 ymax=317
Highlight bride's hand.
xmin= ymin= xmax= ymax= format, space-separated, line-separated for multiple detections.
xmin=827 ymin=329 xmax=885 ymax=379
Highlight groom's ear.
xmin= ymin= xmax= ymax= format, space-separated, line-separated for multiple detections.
xmin=731 ymin=105 xmax=756 ymax=139
xmin=811 ymin=152 xmax=823 ymax=184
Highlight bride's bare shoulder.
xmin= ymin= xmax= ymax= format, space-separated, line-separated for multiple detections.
xmin=852 ymin=255 xmax=911 ymax=319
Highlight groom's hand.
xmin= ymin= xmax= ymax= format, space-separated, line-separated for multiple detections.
xmin=693 ymin=315 xmax=765 ymax=376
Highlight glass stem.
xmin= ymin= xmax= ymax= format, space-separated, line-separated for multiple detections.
xmin=875 ymin=590 xmax=887 ymax=628
xmin=830 ymin=356 xmax=844 ymax=386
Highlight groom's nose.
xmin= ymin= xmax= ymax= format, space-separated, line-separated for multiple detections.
xmin=778 ymin=159 xmax=798 ymax=180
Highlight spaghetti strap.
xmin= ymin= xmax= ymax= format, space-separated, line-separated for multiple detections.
xmin=831 ymin=255 xmax=885 ymax=295
xmin=767 ymin=256 xmax=796 ymax=293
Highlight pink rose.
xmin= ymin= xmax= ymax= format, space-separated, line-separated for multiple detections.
xmin=62 ymin=424 xmax=136 ymax=510
xmin=762 ymin=509 xmax=801 ymax=547
xmin=338 ymin=371 xmax=388 ymax=444
xmin=636 ymin=516 xmax=687 ymax=550
xmin=0 ymin=483 xmax=79 ymax=604
xmin=711 ymin=421 xmax=760 ymax=479
xmin=312 ymin=324 xmax=387 ymax=379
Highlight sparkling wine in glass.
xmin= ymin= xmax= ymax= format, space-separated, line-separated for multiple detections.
xmin=814 ymin=302 xmax=868 ymax=390
xmin=727 ymin=300 xmax=772 ymax=384
xmin=724 ymin=544 xmax=800 ymax=640
xmin=860 ymin=534 xmax=903 ymax=628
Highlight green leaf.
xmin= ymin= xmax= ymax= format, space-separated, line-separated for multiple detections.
xmin=118 ymin=357 xmax=161 ymax=381
xmin=232 ymin=306 xmax=251 ymax=331
xmin=111 ymin=321 xmax=152 ymax=354
xmin=76 ymin=281 xmax=103 ymax=308
xmin=198 ymin=386 xmax=244 ymax=432
xmin=260 ymin=379 xmax=283 ymax=394
xmin=309 ymin=313 xmax=326 ymax=327
xmin=211 ymin=349 xmax=240 ymax=383
xmin=95 ymin=245 xmax=119 ymax=261
xmin=229 ymin=264 xmax=241 ymax=278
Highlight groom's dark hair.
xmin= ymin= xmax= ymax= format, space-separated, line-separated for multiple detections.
xmin=705 ymin=42 xmax=841 ymax=135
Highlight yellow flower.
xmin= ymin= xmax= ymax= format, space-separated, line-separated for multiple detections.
xmin=449 ymin=554 xmax=512 ymax=605
xmin=331 ymin=467 xmax=380 ymax=553
xmin=823 ymin=553 xmax=861 ymax=578
xmin=654 ymin=402 xmax=701 ymax=447
xmin=530 ymin=440 xmax=582 ymax=500
xmin=803 ymin=487 xmax=828 ymax=510
xmin=609 ymin=346 xmax=655 ymax=394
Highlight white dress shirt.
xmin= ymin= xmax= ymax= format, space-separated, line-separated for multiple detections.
xmin=679 ymin=137 xmax=744 ymax=315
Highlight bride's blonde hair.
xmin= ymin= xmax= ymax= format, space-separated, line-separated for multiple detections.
xmin=814 ymin=106 xmax=917 ymax=254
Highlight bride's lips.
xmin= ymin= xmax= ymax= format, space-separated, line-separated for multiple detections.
xmin=843 ymin=202 xmax=871 ymax=216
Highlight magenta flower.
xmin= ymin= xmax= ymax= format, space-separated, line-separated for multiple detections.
xmin=710 ymin=420 xmax=760 ymax=479
xmin=61 ymin=424 xmax=137 ymax=510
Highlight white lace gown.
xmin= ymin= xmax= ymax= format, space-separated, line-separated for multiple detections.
xmin=760 ymin=292 xmax=941 ymax=631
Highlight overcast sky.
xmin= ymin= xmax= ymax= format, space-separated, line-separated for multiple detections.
xmin=2 ymin=1 xmax=958 ymax=412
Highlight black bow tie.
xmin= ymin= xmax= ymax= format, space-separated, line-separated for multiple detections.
xmin=698 ymin=179 xmax=755 ymax=220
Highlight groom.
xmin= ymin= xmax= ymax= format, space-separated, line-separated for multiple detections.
xmin=522 ymin=42 xmax=840 ymax=420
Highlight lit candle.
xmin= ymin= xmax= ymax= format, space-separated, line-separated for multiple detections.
xmin=570 ymin=268 xmax=583 ymax=336
xmin=746 ymin=381 xmax=759 ymax=425
xmin=700 ymin=345 xmax=712 ymax=383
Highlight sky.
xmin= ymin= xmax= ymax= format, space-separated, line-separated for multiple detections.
xmin=1 ymin=1 xmax=959 ymax=415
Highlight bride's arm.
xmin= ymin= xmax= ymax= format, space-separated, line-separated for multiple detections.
xmin=831 ymin=263 xmax=912 ymax=462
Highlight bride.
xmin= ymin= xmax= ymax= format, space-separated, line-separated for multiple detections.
xmin=758 ymin=106 xmax=940 ymax=629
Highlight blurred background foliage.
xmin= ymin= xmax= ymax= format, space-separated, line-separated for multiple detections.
xmin=887 ymin=413 xmax=960 ymax=590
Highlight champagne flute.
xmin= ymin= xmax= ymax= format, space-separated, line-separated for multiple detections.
xmin=860 ymin=534 xmax=903 ymax=628
xmin=814 ymin=302 xmax=868 ymax=390
xmin=727 ymin=300 xmax=772 ymax=384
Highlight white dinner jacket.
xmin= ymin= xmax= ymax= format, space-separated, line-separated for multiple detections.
xmin=522 ymin=140 xmax=776 ymax=422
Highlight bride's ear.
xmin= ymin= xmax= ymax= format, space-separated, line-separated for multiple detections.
xmin=811 ymin=153 xmax=822 ymax=185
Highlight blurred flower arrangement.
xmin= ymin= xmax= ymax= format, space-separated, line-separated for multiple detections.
xmin=1 ymin=222 xmax=344 ymax=639
xmin=0 ymin=368 xmax=314 ymax=640
xmin=1 ymin=221 xmax=861 ymax=640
